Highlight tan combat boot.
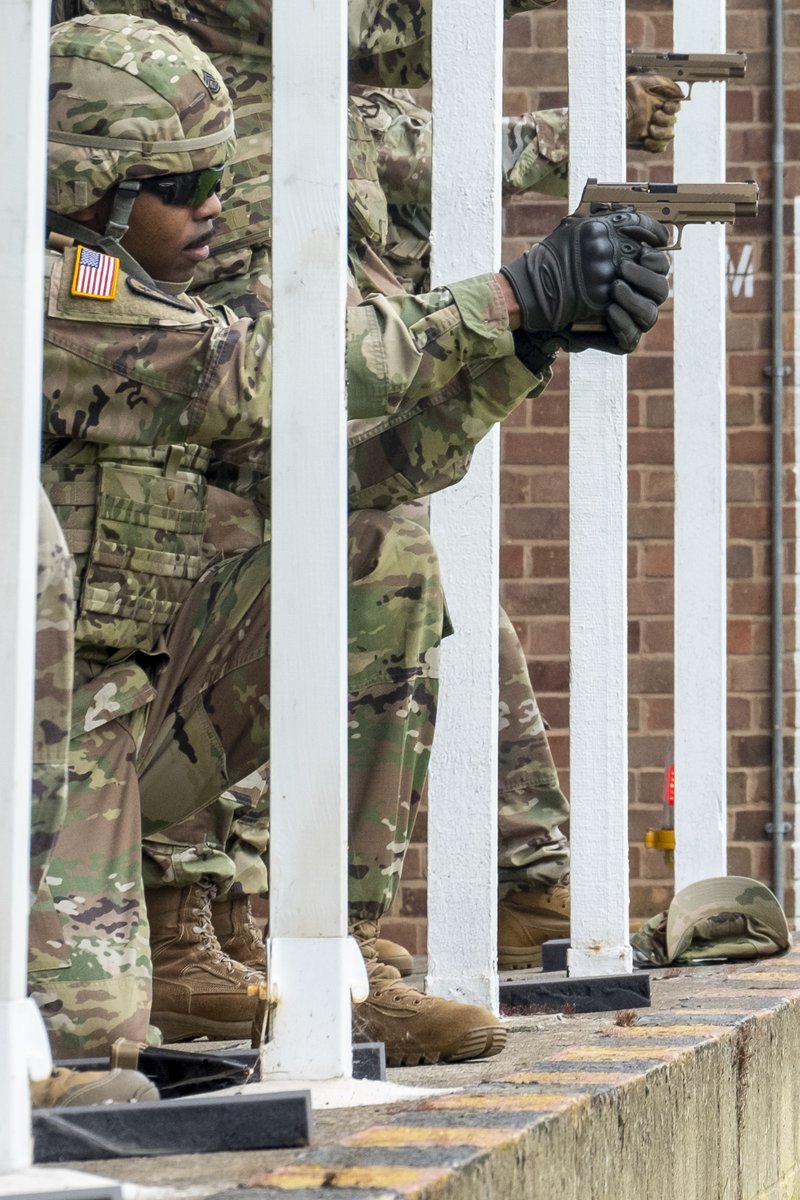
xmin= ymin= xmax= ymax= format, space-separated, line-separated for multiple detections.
xmin=146 ymin=884 xmax=264 ymax=1042
xmin=211 ymin=893 xmax=267 ymax=974
xmin=498 ymin=882 xmax=571 ymax=970
xmin=31 ymin=1067 xmax=158 ymax=1107
xmin=374 ymin=935 xmax=413 ymax=977
xmin=351 ymin=921 xmax=506 ymax=1067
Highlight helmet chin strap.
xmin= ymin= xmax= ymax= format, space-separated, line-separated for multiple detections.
xmin=103 ymin=179 xmax=141 ymax=245
xmin=46 ymin=180 xmax=158 ymax=288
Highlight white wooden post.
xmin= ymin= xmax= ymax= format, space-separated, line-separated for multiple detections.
xmin=264 ymin=0 xmax=365 ymax=1081
xmin=673 ymin=1 xmax=728 ymax=891
xmin=0 ymin=0 xmax=53 ymax=1176
xmin=566 ymin=0 xmax=632 ymax=976
xmin=426 ymin=0 xmax=503 ymax=1012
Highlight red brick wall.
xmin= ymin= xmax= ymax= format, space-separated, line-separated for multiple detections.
xmin=384 ymin=0 xmax=794 ymax=954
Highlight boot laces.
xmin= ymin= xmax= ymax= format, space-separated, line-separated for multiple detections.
xmin=190 ymin=884 xmax=237 ymax=974
xmin=350 ymin=919 xmax=402 ymax=986
xmin=235 ymin=895 xmax=266 ymax=954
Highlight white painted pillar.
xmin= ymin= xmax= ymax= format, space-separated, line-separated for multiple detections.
xmin=0 ymin=0 xmax=53 ymax=1176
xmin=673 ymin=2 xmax=728 ymax=891
xmin=567 ymin=0 xmax=632 ymax=976
xmin=264 ymin=0 xmax=365 ymax=1081
xmin=427 ymin=0 xmax=503 ymax=1011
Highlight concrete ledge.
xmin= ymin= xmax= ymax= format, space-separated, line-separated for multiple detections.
xmin=50 ymin=947 xmax=800 ymax=1199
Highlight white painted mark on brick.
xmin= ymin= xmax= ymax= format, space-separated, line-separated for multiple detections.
xmin=727 ymin=243 xmax=754 ymax=300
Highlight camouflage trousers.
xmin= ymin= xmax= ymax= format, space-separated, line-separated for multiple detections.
xmin=30 ymin=488 xmax=74 ymax=911
xmin=145 ymin=605 xmax=570 ymax=906
xmin=28 ymin=509 xmax=441 ymax=1054
xmin=496 ymin=606 xmax=569 ymax=895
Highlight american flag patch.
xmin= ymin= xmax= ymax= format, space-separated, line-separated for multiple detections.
xmin=71 ymin=246 xmax=119 ymax=301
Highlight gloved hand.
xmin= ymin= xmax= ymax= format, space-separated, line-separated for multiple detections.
xmin=500 ymin=209 xmax=671 ymax=357
xmin=626 ymin=74 xmax=683 ymax=153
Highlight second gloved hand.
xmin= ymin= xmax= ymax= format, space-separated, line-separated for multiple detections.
xmin=500 ymin=209 xmax=671 ymax=356
xmin=626 ymin=74 xmax=683 ymax=153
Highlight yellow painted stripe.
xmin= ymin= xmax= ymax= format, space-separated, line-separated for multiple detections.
xmin=739 ymin=972 xmax=800 ymax=982
xmin=248 ymin=1164 xmax=450 ymax=1193
xmin=420 ymin=1092 xmax=585 ymax=1112
xmin=549 ymin=1045 xmax=685 ymax=1062
xmin=675 ymin=1007 xmax=768 ymax=1015
xmin=602 ymin=1024 xmax=729 ymax=1037
xmin=342 ymin=1125 xmax=519 ymax=1150
xmin=698 ymin=989 xmax=793 ymax=999
xmin=496 ymin=1070 xmax=632 ymax=1087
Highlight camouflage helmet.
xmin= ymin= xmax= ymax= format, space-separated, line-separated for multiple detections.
xmin=48 ymin=13 xmax=236 ymax=215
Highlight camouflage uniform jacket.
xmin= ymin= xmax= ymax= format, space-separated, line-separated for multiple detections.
xmin=43 ymin=239 xmax=545 ymax=664
xmin=348 ymin=0 xmax=558 ymax=88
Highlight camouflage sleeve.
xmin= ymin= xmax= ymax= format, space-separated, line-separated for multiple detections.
xmin=348 ymin=0 xmax=432 ymax=88
xmin=502 ymin=109 xmax=569 ymax=198
xmin=351 ymin=87 xmax=432 ymax=208
xmin=348 ymin=352 xmax=549 ymax=510
xmin=346 ymin=273 xmax=520 ymax=420
xmin=44 ymin=248 xmax=521 ymax=449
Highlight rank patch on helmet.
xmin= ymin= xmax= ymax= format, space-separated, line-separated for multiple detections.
xmin=71 ymin=246 xmax=119 ymax=301
xmin=201 ymin=69 xmax=221 ymax=96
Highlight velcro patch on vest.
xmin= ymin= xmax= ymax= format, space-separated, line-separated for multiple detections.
xmin=71 ymin=246 xmax=120 ymax=301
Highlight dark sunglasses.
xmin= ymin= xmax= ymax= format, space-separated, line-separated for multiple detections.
xmin=138 ymin=165 xmax=225 ymax=208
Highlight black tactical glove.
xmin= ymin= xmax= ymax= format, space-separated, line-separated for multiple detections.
xmin=501 ymin=209 xmax=671 ymax=357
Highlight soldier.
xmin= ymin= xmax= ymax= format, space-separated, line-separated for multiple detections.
xmin=39 ymin=11 xmax=668 ymax=1065
xmin=75 ymin=0 xmax=679 ymax=995
xmin=349 ymin=68 xmax=683 ymax=971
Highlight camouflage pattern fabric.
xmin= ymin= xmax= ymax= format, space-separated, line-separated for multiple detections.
xmin=145 ymin=261 xmax=545 ymax=898
xmin=36 ymin=189 xmax=541 ymax=1048
xmin=351 ymin=88 xmax=570 ymax=291
xmin=83 ymin=0 xmax=272 ymax=54
xmin=632 ymin=877 xmax=791 ymax=967
xmin=352 ymin=87 xmax=570 ymax=210
xmin=48 ymin=14 xmax=236 ymax=216
xmin=349 ymin=91 xmax=570 ymax=889
xmin=143 ymin=770 xmax=270 ymax=895
xmin=496 ymin=609 xmax=569 ymax=893
xmin=348 ymin=0 xmax=559 ymax=89
xmin=134 ymin=11 xmax=566 ymax=901
xmin=30 ymin=507 xmax=442 ymax=1052
xmin=55 ymin=4 xmax=562 ymax=941
xmin=502 ymin=110 xmax=570 ymax=198
xmin=30 ymin=488 xmax=74 ymax=914
xmin=28 ymin=651 xmax=155 ymax=1054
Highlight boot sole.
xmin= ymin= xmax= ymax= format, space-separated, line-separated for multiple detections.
xmin=498 ymin=946 xmax=544 ymax=970
xmin=151 ymin=1011 xmax=253 ymax=1043
xmin=385 ymin=1024 xmax=507 ymax=1068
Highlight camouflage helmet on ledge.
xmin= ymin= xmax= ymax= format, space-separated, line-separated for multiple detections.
xmin=48 ymin=13 xmax=236 ymax=215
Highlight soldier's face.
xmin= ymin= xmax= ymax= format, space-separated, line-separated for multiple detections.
xmin=120 ymin=187 xmax=222 ymax=283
